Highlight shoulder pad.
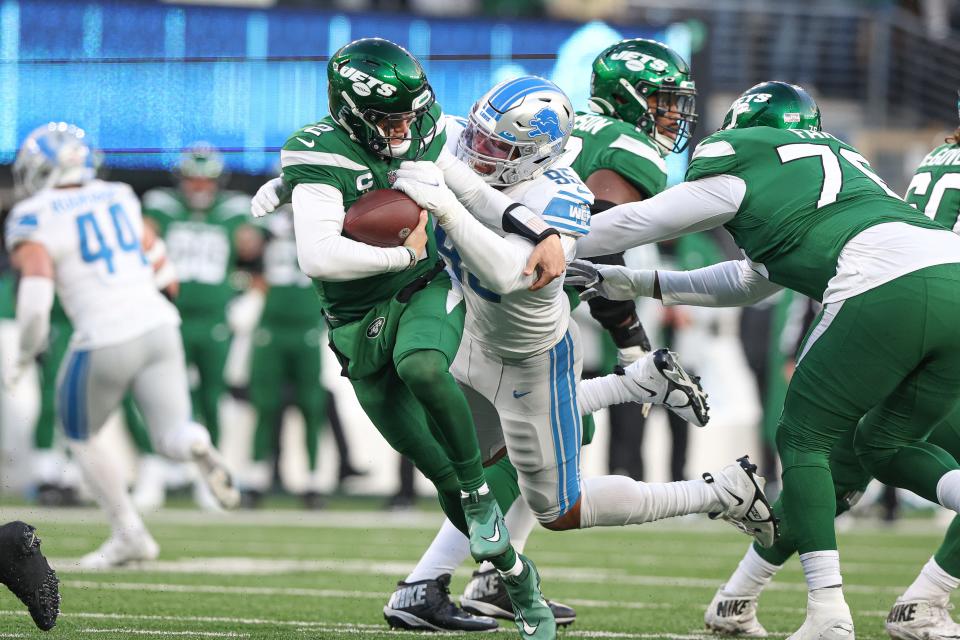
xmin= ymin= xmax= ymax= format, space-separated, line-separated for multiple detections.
xmin=142 ymin=188 xmax=181 ymax=213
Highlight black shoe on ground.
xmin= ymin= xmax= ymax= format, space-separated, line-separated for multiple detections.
xmin=383 ymin=493 xmax=417 ymax=511
xmin=0 ymin=521 xmax=60 ymax=631
xmin=461 ymin=567 xmax=576 ymax=626
xmin=383 ymin=573 xmax=499 ymax=631
xmin=36 ymin=484 xmax=81 ymax=508
xmin=302 ymin=491 xmax=326 ymax=510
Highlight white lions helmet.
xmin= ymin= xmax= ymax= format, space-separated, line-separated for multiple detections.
xmin=13 ymin=122 xmax=97 ymax=199
xmin=457 ymin=76 xmax=574 ymax=187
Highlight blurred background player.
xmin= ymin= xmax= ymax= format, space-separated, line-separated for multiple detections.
xmin=139 ymin=143 xmax=262 ymax=508
xmin=241 ymin=201 xmax=328 ymax=509
xmin=5 ymin=122 xmax=239 ymax=568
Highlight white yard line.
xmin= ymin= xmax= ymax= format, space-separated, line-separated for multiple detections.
xmin=81 ymin=629 xmax=247 ymax=637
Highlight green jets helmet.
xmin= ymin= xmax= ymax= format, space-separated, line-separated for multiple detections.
xmin=720 ymin=81 xmax=821 ymax=132
xmin=589 ymin=38 xmax=697 ymax=154
xmin=178 ymin=142 xmax=227 ymax=181
xmin=327 ymin=38 xmax=437 ymax=160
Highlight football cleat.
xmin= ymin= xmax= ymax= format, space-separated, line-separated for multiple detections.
xmin=78 ymin=528 xmax=159 ymax=569
xmin=383 ymin=573 xmax=499 ymax=632
xmin=462 ymin=489 xmax=511 ymax=562
xmin=191 ymin=442 xmax=240 ymax=510
xmin=462 ymin=568 xmax=576 ymax=626
xmin=0 ymin=522 xmax=60 ymax=631
xmin=705 ymin=585 xmax=768 ymax=637
xmin=703 ymin=456 xmax=778 ymax=548
xmin=501 ymin=555 xmax=557 ymax=639
xmin=622 ymin=349 xmax=709 ymax=427
xmin=787 ymin=591 xmax=854 ymax=640
xmin=885 ymin=597 xmax=960 ymax=640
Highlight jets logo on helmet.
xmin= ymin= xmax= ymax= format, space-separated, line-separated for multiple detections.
xmin=720 ymin=81 xmax=821 ymax=132
xmin=589 ymin=38 xmax=698 ymax=154
xmin=327 ymin=38 xmax=437 ymax=160
xmin=457 ymin=76 xmax=573 ymax=187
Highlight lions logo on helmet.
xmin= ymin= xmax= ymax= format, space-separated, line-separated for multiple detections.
xmin=13 ymin=122 xmax=97 ymax=199
xmin=529 ymin=108 xmax=565 ymax=142
xmin=457 ymin=76 xmax=574 ymax=187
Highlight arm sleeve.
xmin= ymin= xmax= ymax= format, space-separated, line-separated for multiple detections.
xmin=440 ymin=211 xmax=537 ymax=294
xmin=575 ymin=175 xmax=746 ymax=258
xmin=656 ymin=259 xmax=783 ymax=307
xmin=15 ymin=276 xmax=55 ymax=363
xmin=436 ymin=148 xmax=557 ymax=242
xmin=291 ymin=183 xmax=412 ymax=281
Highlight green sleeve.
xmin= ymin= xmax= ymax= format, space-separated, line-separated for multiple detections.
xmin=685 ymin=132 xmax=740 ymax=182
xmin=280 ymin=131 xmax=348 ymax=192
xmin=140 ymin=188 xmax=180 ymax=234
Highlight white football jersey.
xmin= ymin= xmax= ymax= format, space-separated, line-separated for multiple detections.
xmin=6 ymin=180 xmax=180 ymax=350
xmin=442 ymin=116 xmax=593 ymax=359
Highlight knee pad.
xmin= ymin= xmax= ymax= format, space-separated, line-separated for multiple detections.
xmin=395 ymin=350 xmax=449 ymax=391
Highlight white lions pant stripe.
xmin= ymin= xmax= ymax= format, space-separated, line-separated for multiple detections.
xmin=452 ymin=322 xmax=584 ymax=523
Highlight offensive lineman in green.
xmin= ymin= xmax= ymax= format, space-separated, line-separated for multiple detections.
xmin=271 ymin=38 xmax=565 ymax=638
xmin=566 ymin=81 xmax=960 ymax=640
xmin=143 ymin=144 xmax=261 ymax=448
xmin=683 ymin=93 xmax=960 ymax=640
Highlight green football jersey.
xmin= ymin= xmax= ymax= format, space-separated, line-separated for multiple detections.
xmin=570 ymin=112 xmax=667 ymax=199
xmin=280 ymin=104 xmax=446 ymax=323
xmin=686 ymin=126 xmax=943 ymax=300
xmin=259 ymin=207 xmax=322 ymax=326
xmin=905 ymin=142 xmax=960 ymax=231
xmin=143 ymin=187 xmax=251 ymax=318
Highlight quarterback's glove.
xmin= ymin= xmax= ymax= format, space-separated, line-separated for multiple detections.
xmin=566 ymin=259 xmax=656 ymax=302
xmin=391 ymin=161 xmax=466 ymax=227
xmin=251 ymin=176 xmax=291 ymax=218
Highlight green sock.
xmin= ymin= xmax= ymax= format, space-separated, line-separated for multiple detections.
xmin=780 ymin=462 xmax=839 ymax=553
xmin=935 ymin=515 xmax=960 ymax=578
xmin=754 ymin=498 xmax=795 ymax=565
xmin=489 ymin=546 xmax=519 ymax=574
xmin=396 ymin=350 xmax=485 ymax=492
xmin=484 ymin=456 xmax=521 ymax=512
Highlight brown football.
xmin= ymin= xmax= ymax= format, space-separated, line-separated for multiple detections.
xmin=343 ymin=189 xmax=423 ymax=248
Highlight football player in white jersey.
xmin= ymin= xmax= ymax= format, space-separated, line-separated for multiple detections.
xmin=381 ymin=77 xmax=777 ymax=631
xmin=5 ymin=123 xmax=239 ymax=568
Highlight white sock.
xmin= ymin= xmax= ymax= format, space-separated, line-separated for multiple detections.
xmin=937 ymin=470 xmax=960 ymax=512
xmin=33 ymin=449 xmax=69 ymax=485
xmin=807 ymin=584 xmax=851 ymax=618
xmin=69 ymin=435 xmax=144 ymax=535
xmin=499 ymin=556 xmax=524 ymax=578
xmin=901 ymin=557 xmax=960 ymax=603
xmin=578 ymin=475 xmax=723 ymax=528
xmin=405 ymin=518 xmax=470 ymax=583
xmin=461 ymin=482 xmax=490 ymax=499
xmin=577 ymin=371 xmax=637 ymax=414
xmin=479 ymin=496 xmax=538 ymax=572
xmin=155 ymin=421 xmax=210 ymax=462
xmin=800 ymin=550 xmax=842 ymax=590
xmin=242 ymin=461 xmax=272 ymax=492
xmin=724 ymin=545 xmax=783 ymax=597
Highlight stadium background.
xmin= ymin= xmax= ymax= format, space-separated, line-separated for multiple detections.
xmin=0 ymin=0 xmax=958 ymax=508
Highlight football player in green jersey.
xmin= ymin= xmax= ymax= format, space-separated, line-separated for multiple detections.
xmin=566 ymin=81 xmax=960 ymax=640
xmin=143 ymin=143 xmax=261 ymax=448
xmin=570 ymin=38 xmax=697 ymax=368
xmin=266 ymin=38 xmax=565 ymax=639
xmin=242 ymin=204 xmax=328 ymax=509
xmin=691 ymin=94 xmax=960 ymax=640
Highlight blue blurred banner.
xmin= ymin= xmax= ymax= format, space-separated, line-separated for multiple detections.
xmin=1 ymin=0 xmax=686 ymax=175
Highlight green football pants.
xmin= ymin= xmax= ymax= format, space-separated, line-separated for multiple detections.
xmin=180 ymin=317 xmax=231 ymax=445
xmin=777 ymin=263 xmax=960 ymax=555
xmin=35 ymin=321 xmax=72 ymax=450
xmin=250 ymin=323 xmax=326 ymax=471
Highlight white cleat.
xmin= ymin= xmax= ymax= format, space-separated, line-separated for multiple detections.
xmin=78 ymin=528 xmax=159 ymax=569
xmin=191 ymin=442 xmax=240 ymax=510
xmin=705 ymin=585 xmax=768 ymax=637
xmin=886 ymin=598 xmax=960 ymax=640
xmin=622 ymin=349 xmax=709 ymax=427
xmin=704 ymin=456 xmax=778 ymax=548
xmin=788 ymin=591 xmax=854 ymax=640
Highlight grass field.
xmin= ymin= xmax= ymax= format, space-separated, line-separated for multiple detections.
xmin=0 ymin=502 xmax=949 ymax=639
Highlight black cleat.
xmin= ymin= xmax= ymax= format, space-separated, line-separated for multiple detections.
xmin=384 ymin=573 xmax=499 ymax=631
xmin=0 ymin=521 xmax=60 ymax=631
xmin=461 ymin=568 xmax=576 ymax=626
xmin=301 ymin=491 xmax=326 ymax=511
xmin=240 ymin=489 xmax=263 ymax=509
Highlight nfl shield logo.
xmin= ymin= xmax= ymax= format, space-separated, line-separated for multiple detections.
xmin=366 ymin=316 xmax=386 ymax=338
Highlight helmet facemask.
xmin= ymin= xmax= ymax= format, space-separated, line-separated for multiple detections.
xmin=334 ymin=85 xmax=438 ymax=161
xmin=13 ymin=123 xmax=96 ymax=199
xmin=632 ymin=80 xmax=698 ymax=154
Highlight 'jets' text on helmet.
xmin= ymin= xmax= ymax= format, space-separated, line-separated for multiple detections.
xmin=589 ymin=38 xmax=697 ymax=154
xmin=13 ymin=122 xmax=97 ymax=199
xmin=327 ymin=38 xmax=437 ymax=160
xmin=457 ymin=76 xmax=574 ymax=187
xmin=721 ymin=81 xmax=821 ymax=132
